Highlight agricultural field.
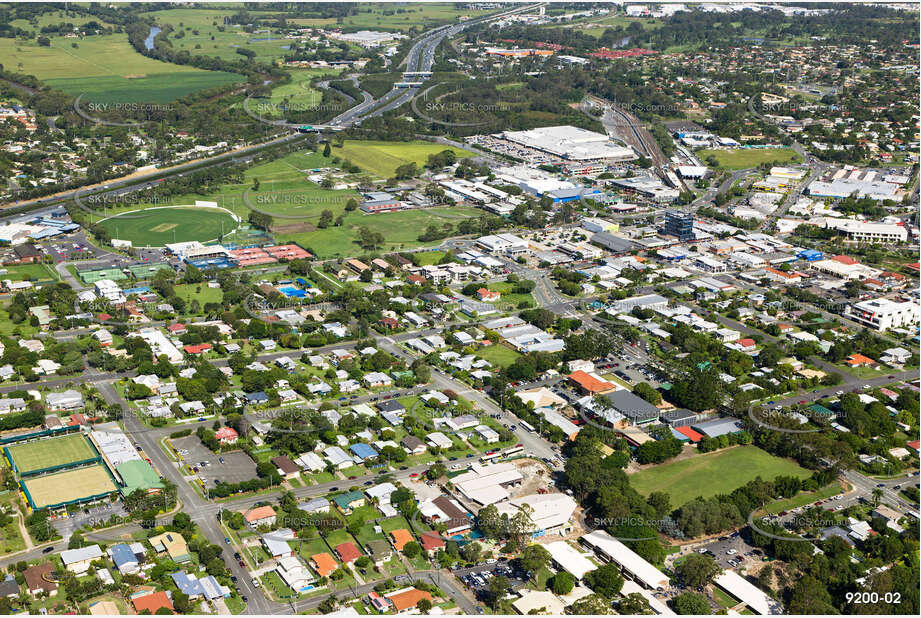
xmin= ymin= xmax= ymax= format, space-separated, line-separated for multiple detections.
xmin=0 ymin=35 xmax=242 ymax=103
xmin=629 ymin=445 xmax=811 ymax=507
xmin=22 ymin=465 xmax=117 ymax=509
xmin=98 ymin=206 xmax=239 ymax=247
xmin=288 ymin=3 xmax=496 ymax=31
xmin=139 ymin=8 xmax=309 ymax=63
xmin=6 ymin=434 xmax=97 ymax=475
xmin=698 ymin=147 xmax=803 ymax=170
xmin=335 ymin=140 xmax=474 ymax=178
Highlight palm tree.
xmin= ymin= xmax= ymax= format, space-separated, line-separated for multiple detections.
xmin=871 ymin=488 xmax=883 ymax=506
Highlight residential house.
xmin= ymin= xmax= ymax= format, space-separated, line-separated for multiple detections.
xmin=149 ymin=532 xmax=191 ymax=563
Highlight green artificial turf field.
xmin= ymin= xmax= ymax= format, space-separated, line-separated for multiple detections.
xmin=7 ymin=434 xmax=97 ymax=475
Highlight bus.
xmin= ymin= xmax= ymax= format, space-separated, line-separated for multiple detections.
xmin=503 ymin=445 xmax=524 ymax=459
xmin=480 ymin=451 xmax=502 ymax=464
xmin=520 ymin=421 xmax=535 ymax=433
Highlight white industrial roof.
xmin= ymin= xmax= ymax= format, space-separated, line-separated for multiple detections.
xmin=545 ymin=541 xmax=597 ymax=580
xmin=502 ymin=125 xmax=635 ymax=161
xmin=581 ymin=530 xmax=670 ymax=589
xmin=714 ymin=570 xmax=781 ymax=614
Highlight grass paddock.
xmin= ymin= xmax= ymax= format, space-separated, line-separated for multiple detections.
xmin=629 ymin=445 xmax=811 ymax=507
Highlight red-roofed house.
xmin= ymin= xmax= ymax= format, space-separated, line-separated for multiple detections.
xmin=132 ymin=591 xmax=174 ymax=614
xmin=907 ymin=440 xmax=920 ymax=453
xmin=831 ymin=255 xmax=858 ymax=265
xmin=183 ymin=343 xmax=212 ymax=355
xmin=407 ymin=274 xmax=425 ymax=285
xmin=675 ymin=426 xmax=704 ymax=443
xmin=167 ymin=323 xmax=187 ymax=335
xmin=334 ymin=542 xmax=362 ymax=565
xmin=419 ymin=531 xmax=445 ymax=555
xmin=476 ymin=288 xmax=500 ymax=301
xmin=735 ymin=338 xmax=756 ymax=352
xmin=215 ymin=426 xmax=238 ymax=444
xmin=568 ymin=370 xmax=617 ymax=394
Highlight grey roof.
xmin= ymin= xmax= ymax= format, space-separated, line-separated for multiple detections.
xmin=660 ymin=408 xmax=697 ymax=424
xmin=603 ymin=390 xmax=660 ymax=421
xmin=377 ymin=399 xmax=405 ymax=413
xmin=692 ymin=417 xmax=742 ymax=438
xmin=591 ymin=231 xmax=634 ymax=253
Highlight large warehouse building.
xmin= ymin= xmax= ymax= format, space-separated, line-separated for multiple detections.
xmin=500 ymin=125 xmax=637 ymax=162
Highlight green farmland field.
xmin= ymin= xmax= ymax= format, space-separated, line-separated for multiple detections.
xmin=629 ymin=445 xmax=811 ymax=507
xmin=0 ymin=35 xmax=242 ymax=103
xmin=336 ymin=140 xmax=474 ymax=178
xmin=99 ymin=207 xmax=239 ymax=247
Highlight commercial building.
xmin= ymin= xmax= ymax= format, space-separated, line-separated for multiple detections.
xmin=494 ymin=493 xmax=577 ymax=537
xmin=453 ymin=462 xmax=523 ymax=505
xmin=846 ymin=297 xmax=920 ymax=331
xmin=664 ymin=210 xmax=694 ymax=241
xmin=603 ymin=390 xmax=660 ymax=425
xmin=827 ymin=220 xmax=908 ymax=243
xmin=544 ymin=541 xmax=597 ymax=580
xmin=500 ymin=125 xmax=636 ymax=162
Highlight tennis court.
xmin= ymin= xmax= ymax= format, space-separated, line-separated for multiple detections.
xmin=22 ymin=465 xmax=117 ymax=509
xmin=6 ymin=433 xmax=97 ymax=475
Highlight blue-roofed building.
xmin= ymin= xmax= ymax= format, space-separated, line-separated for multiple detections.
xmin=349 ymin=443 xmax=378 ymax=461
xmin=798 ymin=249 xmax=823 ymax=261
xmin=108 ymin=543 xmax=140 ymax=574
xmin=171 ymin=572 xmax=230 ymax=600
xmin=245 ymin=391 xmax=269 ymax=404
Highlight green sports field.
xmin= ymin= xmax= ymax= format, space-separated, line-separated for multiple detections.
xmin=7 ymin=434 xmax=97 ymax=475
xmin=336 ymin=140 xmax=475 ymax=178
xmin=629 ymin=445 xmax=811 ymax=507
xmin=99 ymin=207 xmax=239 ymax=247
xmin=0 ymin=35 xmax=242 ymax=103
xmin=698 ymin=147 xmax=803 ymax=170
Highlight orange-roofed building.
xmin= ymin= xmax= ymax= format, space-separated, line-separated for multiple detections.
xmin=568 ymin=370 xmax=616 ymax=394
xmin=845 ymin=353 xmax=877 ymax=367
xmin=310 ymin=552 xmax=338 ymax=577
xmin=183 ymin=343 xmax=212 ymax=355
xmin=476 ymin=288 xmax=500 ymax=301
xmin=243 ymin=505 xmax=276 ymax=528
xmin=831 ymin=255 xmax=858 ymax=265
xmin=132 ymin=591 xmax=174 ymax=614
xmin=675 ymin=426 xmax=704 ymax=443
xmin=390 ymin=528 xmax=414 ymax=551
xmin=387 ymin=588 xmax=434 ymax=613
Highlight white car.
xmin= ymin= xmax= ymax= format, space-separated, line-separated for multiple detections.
xmin=726 ymin=549 xmax=738 ymax=555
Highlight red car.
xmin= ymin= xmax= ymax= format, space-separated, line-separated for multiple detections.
xmin=409 ymin=473 xmax=419 ymax=478
xmin=798 ymin=400 xmax=807 ymax=404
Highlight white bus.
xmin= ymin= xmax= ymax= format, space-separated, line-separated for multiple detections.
xmin=520 ymin=421 xmax=535 ymax=433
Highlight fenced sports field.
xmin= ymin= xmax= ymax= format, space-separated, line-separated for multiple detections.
xmin=21 ymin=465 xmax=118 ymax=510
xmin=5 ymin=433 xmax=98 ymax=476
